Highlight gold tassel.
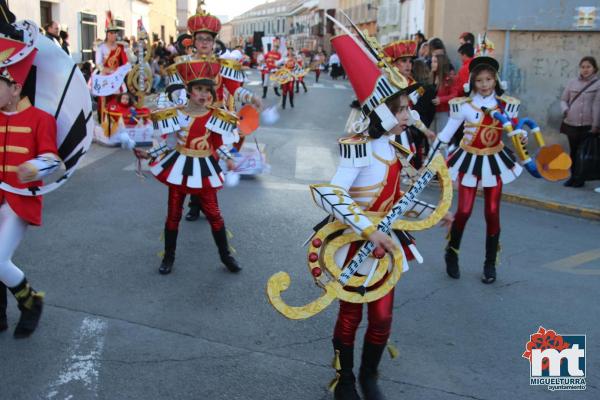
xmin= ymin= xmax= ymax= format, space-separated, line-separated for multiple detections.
xmin=226 ymin=228 xmax=233 ymax=239
xmin=332 ymin=349 xmax=341 ymax=370
xmin=387 ymin=343 xmax=399 ymax=359
xmin=157 ymin=250 xmax=164 ymax=259
xmin=328 ymin=374 xmax=340 ymax=392
xmin=159 ymin=231 xmax=164 ymax=242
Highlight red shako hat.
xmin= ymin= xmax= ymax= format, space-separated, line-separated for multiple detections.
xmin=382 ymin=40 xmax=418 ymax=62
xmin=187 ymin=0 xmax=221 ymax=37
xmin=0 ymin=37 xmax=37 ymax=86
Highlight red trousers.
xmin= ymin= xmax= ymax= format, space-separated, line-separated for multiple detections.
xmin=281 ymin=81 xmax=294 ymax=96
xmin=165 ymin=186 xmax=224 ymax=231
xmin=453 ymin=174 xmax=502 ymax=236
xmin=333 ymin=289 xmax=395 ymax=346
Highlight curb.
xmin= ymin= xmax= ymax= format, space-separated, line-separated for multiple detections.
xmin=500 ymin=192 xmax=600 ymax=220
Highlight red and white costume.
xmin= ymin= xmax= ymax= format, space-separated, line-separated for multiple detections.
xmin=436 ymin=48 xmax=521 ymax=284
xmin=438 ymin=93 xmax=521 ymax=236
xmin=94 ymin=35 xmax=129 ymax=123
xmin=147 ymin=55 xmax=242 ymax=274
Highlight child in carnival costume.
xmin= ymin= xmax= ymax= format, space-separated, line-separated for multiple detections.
xmin=94 ymin=11 xmax=128 ymax=124
xmin=177 ymin=1 xmax=262 ymax=221
xmin=136 ymin=58 xmax=242 ymax=274
xmin=312 ymin=31 xmax=452 ymax=399
xmin=382 ymin=39 xmax=434 ymax=168
xmin=0 ymin=37 xmax=60 ymax=338
xmin=433 ymin=37 xmax=522 ymax=284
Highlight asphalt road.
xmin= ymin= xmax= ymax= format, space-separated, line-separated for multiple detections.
xmin=1 ymin=71 xmax=599 ymax=400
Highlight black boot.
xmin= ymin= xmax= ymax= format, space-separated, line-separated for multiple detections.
xmin=295 ymin=81 xmax=299 ymax=93
xmin=9 ymin=279 xmax=43 ymax=339
xmin=359 ymin=341 xmax=387 ymax=400
xmin=282 ymin=94 xmax=287 ymax=109
xmin=289 ymin=93 xmax=294 ymax=108
xmin=185 ymin=195 xmax=201 ymax=221
xmin=332 ymin=339 xmax=361 ymax=400
xmin=445 ymin=225 xmax=463 ymax=279
xmin=482 ymin=233 xmax=500 ymax=284
xmin=262 ymin=86 xmax=267 ymax=99
xmin=274 ymin=86 xmax=280 ymax=97
xmin=212 ymin=227 xmax=241 ymax=273
xmin=159 ymin=228 xmax=178 ymax=275
xmin=0 ymin=282 xmax=7 ymax=332
xmin=302 ymin=81 xmax=307 ymax=92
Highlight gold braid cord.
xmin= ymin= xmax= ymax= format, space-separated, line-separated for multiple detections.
xmin=267 ymin=154 xmax=452 ymax=320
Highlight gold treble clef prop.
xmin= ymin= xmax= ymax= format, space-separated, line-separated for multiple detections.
xmin=267 ymin=154 xmax=452 ymax=320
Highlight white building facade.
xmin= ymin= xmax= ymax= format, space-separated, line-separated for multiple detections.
xmin=377 ymin=0 xmax=425 ymax=44
xmin=8 ymin=0 xmax=158 ymax=64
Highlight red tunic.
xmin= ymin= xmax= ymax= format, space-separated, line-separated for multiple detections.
xmin=0 ymin=101 xmax=58 ymax=226
xmin=265 ymin=50 xmax=281 ymax=72
xmin=151 ymin=110 xmax=225 ymax=193
xmin=103 ymin=44 xmax=128 ymax=73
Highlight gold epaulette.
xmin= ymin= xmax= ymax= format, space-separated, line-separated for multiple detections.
xmin=219 ymin=58 xmax=242 ymax=70
xmin=338 ymin=135 xmax=372 ymax=168
xmin=497 ymin=95 xmax=521 ymax=118
xmin=448 ymin=97 xmax=470 ymax=118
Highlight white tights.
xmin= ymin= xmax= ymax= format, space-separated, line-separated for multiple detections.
xmin=0 ymin=202 xmax=27 ymax=288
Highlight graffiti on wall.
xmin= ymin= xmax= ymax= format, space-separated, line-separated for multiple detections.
xmin=505 ymin=32 xmax=600 ymax=140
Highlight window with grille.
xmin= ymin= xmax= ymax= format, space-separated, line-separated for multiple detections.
xmin=80 ymin=12 xmax=97 ymax=62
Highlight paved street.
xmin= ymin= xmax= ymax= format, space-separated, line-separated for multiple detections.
xmin=1 ymin=72 xmax=599 ymax=400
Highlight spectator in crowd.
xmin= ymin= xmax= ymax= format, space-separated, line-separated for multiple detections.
xmin=430 ymin=53 xmax=457 ymax=132
xmin=59 ymin=30 xmax=70 ymax=55
xmin=417 ymin=41 xmax=430 ymax=62
xmin=455 ymin=43 xmax=474 ymax=96
xmin=560 ymin=56 xmax=600 ymax=187
xmin=459 ymin=32 xmax=475 ymax=45
xmin=414 ymin=31 xmax=427 ymax=56
xmin=44 ymin=20 xmax=61 ymax=47
xmin=79 ymin=61 xmax=93 ymax=84
xmin=329 ymin=51 xmax=343 ymax=80
xmin=411 ymin=59 xmax=436 ymax=128
xmin=428 ymin=37 xmax=447 ymax=58
xmin=151 ymin=55 xmax=163 ymax=93
xmin=166 ymin=40 xmax=177 ymax=56
xmin=427 ymin=37 xmax=455 ymax=74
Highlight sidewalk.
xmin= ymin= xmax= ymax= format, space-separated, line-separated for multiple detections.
xmin=498 ymin=172 xmax=600 ymax=220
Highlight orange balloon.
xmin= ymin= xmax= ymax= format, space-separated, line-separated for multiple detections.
xmin=238 ymin=104 xmax=259 ymax=135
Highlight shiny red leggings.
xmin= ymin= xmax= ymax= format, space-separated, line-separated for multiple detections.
xmin=333 ymin=289 xmax=395 ymax=346
xmin=165 ymin=186 xmax=224 ymax=231
xmin=281 ymin=81 xmax=294 ymax=96
xmin=453 ymin=175 xmax=502 ymax=236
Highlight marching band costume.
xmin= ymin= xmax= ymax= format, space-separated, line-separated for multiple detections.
xmin=147 ymin=58 xmax=242 ymax=274
xmin=295 ymin=53 xmax=308 ymax=93
xmin=311 ymin=51 xmax=325 ymax=83
xmin=382 ymin=39 xmax=430 ymax=168
xmin=313 ymin=33 xmax=418 ymax=400
xmin=262 ymin=45 xmax=282 ymax=98
xmin=94 ymin=13 xmax=128 ymax=124
xmin=435 ymin=47 xmax=521 ymax=284
xmin=279 ymin=57 xmax=296 ymax=109
xmin=175 ymin=4 xmax=259 ymax=221
xmin=0 ymin=37 xmax=60 ymax=338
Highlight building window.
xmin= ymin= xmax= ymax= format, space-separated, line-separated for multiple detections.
xmin=161 ymin=25 xmax=165 ymax=41
xmin=40 ymin=1 xmax=52 ymax=28
xmin=79 ymin=12 xmax=97 ymax=62
xmin=114 ymin=18 xmax=125 ymax=41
